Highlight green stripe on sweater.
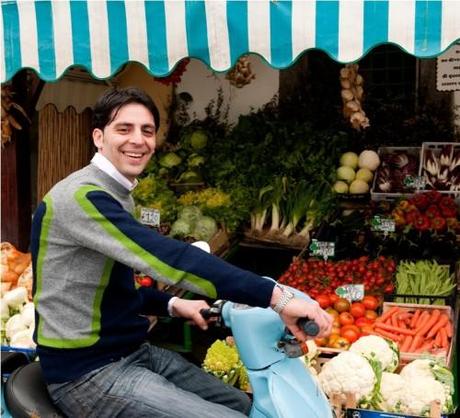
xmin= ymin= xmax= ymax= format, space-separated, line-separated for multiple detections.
xmin=74 ymin=186 xmax=217 ymax=298
xmin=35 ymin=195 xmax=109 ymax=348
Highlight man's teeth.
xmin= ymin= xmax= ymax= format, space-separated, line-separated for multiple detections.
xmin=124 ymin=152 xmax=143 ymax=158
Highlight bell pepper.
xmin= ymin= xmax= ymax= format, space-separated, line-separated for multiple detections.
xmin=409 ymin=193 xmax=429 ymax=210
xmin=413 ymin=214 xmax=431 ymax=231
xmin=405 ymin=209 xmax=420 ymax=226
xmin=424 ymin=190 xmax=442 ymax=203
xmin=425 ymin=205 xmax=441 ymax=219
xmin=431 ymin=216 xmax=447 ymax=232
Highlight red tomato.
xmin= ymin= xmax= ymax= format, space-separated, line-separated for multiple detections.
xmin=359 ymin=324 xmax=374 ymax=336
xmin=140 ymin=277 xmax=154 ymax=287
xmin=315 ymin=294 xmax=331 ymax=309
xmin=341 ymin=328 xmax=360 ymax=343
xmin=362 ymin=295 xmax=379 ymax=311
xmin=326 ymin=308 xmax=339 ymax=319
xmin=314 ymin=337 xmax=328 ymax=347
xmin=355 ymin=317 xmax=372 ymax=327
xmin=339 ymin=312 xmax=354 ymax=326
xmin=329 ymin=293 xmax=340 ymax=304
xmin=341 ymin=324 xmax=360 ymax=335
xmin=330 ymin=336 xmax=351 ymax=350
xmin=364 ymin=310 xmax=378 ymax=321
xmin=334 ymin=298 xmax=351 ymax=313
xmin=350 ymin=302 xmax=366 ymax=318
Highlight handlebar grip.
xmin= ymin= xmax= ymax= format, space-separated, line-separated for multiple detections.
xmin=200 ymin=308 xmax=214 ymax=320
xmin=298 ymin=319 xmax=320 ymax=336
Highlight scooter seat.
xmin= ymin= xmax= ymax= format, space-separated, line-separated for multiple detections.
xmin=4 ymin=362 xmax=65 ymax=418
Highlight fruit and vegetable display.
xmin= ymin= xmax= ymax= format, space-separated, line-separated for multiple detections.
xmin=391 ymin=191 xmax=459 ymax=233
xmin=373 ymin=148 xmax=420 ymax=193
xmin=278 ymin=256 xmax=396 ymax=297
xmin=312 ymin=336 xmax=455 ymax=416
xmin=312 ymin=295 xmax=382 ymax=350
xmin=0 ymin=242 xmax=32 ymax=294
xmin=373 ymin=304 xmax=454 ymax=358
xmin=333 ymin=150 xmax=380 ymax=195
xmin=422 ymin=143 xmax=460 ymax=192
xmin=1 ymin=286 xmax=35 ymax=349
xmin=340 ymin=64 xmax=370 ymax=131
xmin=394 ymin=260 xmax=456 ymax=305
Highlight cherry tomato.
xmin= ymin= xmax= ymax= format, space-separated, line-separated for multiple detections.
xmin=315 ymin=294 xmax=332 ymax=309
xmin=140 ymin=276 xmax=154 ymax=287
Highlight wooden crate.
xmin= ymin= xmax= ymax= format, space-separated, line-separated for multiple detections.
xmin=382 ymin=302 xmax=455 ymax=367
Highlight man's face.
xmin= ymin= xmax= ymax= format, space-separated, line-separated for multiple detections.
xmin=92 ymin=103 xmax=156 ymax=182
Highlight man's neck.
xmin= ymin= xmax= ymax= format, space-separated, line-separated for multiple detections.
xmin=91 ymin=153 xmax=138 ymax=191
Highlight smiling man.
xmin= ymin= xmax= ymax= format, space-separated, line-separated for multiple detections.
xmin=30 ymin=87 xmax=332 ymax=418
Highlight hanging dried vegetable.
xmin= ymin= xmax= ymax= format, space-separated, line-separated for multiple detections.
xmin=340 ymin=64 xmax=370 ymax=131
xmin=1 ymin=84 xmax=30 ymax=146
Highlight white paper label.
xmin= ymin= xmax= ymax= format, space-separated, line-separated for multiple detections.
xmin=140 ymin=207 xmax=160 ymax=226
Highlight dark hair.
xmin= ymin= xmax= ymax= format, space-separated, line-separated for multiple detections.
xmin=92 ymin=87 xmax=160 ymax=132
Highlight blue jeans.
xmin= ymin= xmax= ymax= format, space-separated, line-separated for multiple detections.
xmin=47 ymin=343 xmax=251 ymax=418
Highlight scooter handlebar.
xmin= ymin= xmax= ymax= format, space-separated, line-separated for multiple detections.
xmin=297 ymin=318 xmax=320 ymax=337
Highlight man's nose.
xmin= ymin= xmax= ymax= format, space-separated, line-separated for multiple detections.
xmin=130 ymin=128 xmax=144 ymax=144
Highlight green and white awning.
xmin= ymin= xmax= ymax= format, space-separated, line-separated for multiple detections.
xmin=2 ymin=0 xmax=460 ymax=83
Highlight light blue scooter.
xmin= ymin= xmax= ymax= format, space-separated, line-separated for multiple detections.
xmin=200 ymin=291 xmax=334 ymax=418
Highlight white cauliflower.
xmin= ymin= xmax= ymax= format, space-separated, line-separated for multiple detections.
xmin=378 ymin=372 xmax=407 ymax=413
xmin=400 ymin=359 xmax=454 ymax=415
xmin=350 ymin=335 xmax=399 ymax=372
xmin=318 ymin=351 xmax=377 ymax=406
xmin=402 ymin=377 xmax=446 ymax=416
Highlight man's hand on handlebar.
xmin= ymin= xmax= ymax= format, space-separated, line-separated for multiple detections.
xmin=170 ymin=298 xmax=211 ymax=330
xmin=280 ymin=298 xmax=333 ymax=342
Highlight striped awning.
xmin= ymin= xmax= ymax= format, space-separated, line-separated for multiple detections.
xmin=2 ymin=0 xmax=460 ymax=83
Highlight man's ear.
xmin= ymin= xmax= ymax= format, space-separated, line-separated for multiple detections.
xmin=92 ymin=128 xmax=104 ymax=150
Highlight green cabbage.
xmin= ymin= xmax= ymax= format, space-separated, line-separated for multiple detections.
xmin=192 ymin=216 xmax=218 ymax=241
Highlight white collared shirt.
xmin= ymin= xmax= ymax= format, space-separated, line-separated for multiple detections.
xmin=91 ymin=152 xmax=138 ymax=191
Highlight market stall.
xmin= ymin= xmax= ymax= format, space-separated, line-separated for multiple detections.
xmin=2 ymin=1 xmax=460 ymax=417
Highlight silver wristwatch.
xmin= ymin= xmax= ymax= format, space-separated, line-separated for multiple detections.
xmin=272 ymin=285 xmax=295 ymax=314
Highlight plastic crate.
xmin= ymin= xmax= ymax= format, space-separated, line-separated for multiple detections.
xmin=419 ymin=142 xmax=460 ymax=204
xmin=371 ymin=147 xmax=422 ymax=202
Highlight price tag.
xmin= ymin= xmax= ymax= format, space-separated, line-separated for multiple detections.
xmin=309 ymin=239 xmax=335 ymax=260
xmin=371 ymin=216 xmax=395 ymax=234
xmin=403 ymin=175 xmax=426 ymax=190
xmin=139 ymin=207 xmax=160 ymax=227
xmin=335 ymin=284 xmax=364 ymax=302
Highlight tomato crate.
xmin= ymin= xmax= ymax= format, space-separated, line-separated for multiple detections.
xmin=381 ymin=302 xmax=456 ymax=367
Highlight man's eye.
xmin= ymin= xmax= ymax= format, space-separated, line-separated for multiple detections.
xmin=143 ymin=128 xmax=155 ymax=136
xmin=118 ymin=127 xmax=129 ymax=134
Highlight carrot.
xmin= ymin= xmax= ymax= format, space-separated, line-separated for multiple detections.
xmin=416 ymin=310 xmax=441 ymax=336
xmin=398 ymin=320 xmax=407 ymax=329
xmin=377 ymin=307 xmax=400 ymax=323
xmin=374 ymin=322 xmax=416 ymax=336
xmin=415 ymin=311 xmax=429 ymax=329
xmin=415 ymin=340 xmax=433 ymax=353
xmin=439 ymin=327 xmax=448 ymax=349
xmin=434 ymin=331 xmax=442 ymax=348
xmin=445 ymin=320 xmax=453 ymax=338
xmin=425 ymin=313 xmax=449 ymax=338
xmin=374 ymin=328 xmax=401 ymax=342
xmin=391 ymin=312 xmax=399 ymax=328
xmin=408 ymin=334 xmax=422 ymax=352
xmin=400 ymin=335 xmax=413 ymax=352
xmin=398 ymin=312 xmax=412 ymax=321
xmin=410 ymin=309 xmax=421 ymax=329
